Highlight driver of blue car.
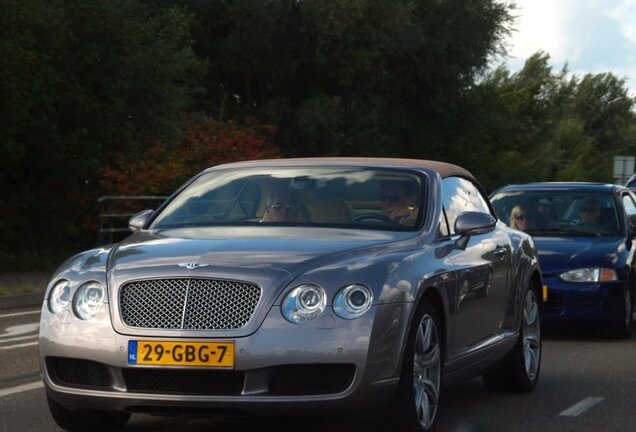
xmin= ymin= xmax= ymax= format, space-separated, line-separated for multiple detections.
xmin=578 ymin=198 xmax=601 ymax=225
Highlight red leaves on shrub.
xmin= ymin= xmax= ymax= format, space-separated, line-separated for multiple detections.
xmin=101 ymin=118 xmax=280 ymax=196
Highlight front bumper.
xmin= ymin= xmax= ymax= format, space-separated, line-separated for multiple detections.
xmin=541 ymin=276 xmax=626 ymax=324
xmin=39 ymin=301 xmax=411 ymax=415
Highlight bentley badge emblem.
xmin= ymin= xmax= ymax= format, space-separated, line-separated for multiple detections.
xmin=178 ymin=263 xmax=210 ymax=270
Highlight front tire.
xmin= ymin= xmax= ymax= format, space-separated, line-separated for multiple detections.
xmin=610 ymin=285 xmax=632 ymax=339
xmin=47 ymin=395 xmax=130 ymax=432
xmin=483 ymin=287 xmax=541 ymax=392
xmin=392 ymin=299 xmax=443 ymax=432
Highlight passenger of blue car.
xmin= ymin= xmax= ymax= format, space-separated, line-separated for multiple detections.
xmin=509 ymin=205 xmax=533 ymax=231
xmin=535 ymin=199 xmax=557 ymax=228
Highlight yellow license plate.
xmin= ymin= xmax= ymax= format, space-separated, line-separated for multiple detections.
xmin=128 ymin=340 xmax=234 ymax=367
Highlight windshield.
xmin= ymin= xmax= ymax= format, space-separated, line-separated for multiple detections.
xmin=490 ymin=189 xmax=622 ymax=237
xmin=150 ymin=167 xmax=426 ymax=231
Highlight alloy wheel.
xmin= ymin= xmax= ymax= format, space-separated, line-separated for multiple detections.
xmin=412 ymin=314 xmax=441 ymax=429
xmin=522 ymin=290 xmax=541 ymax=381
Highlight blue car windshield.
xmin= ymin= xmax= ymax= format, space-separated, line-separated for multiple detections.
xmin=490 ymin=190 xmax=622 ymax=237
xmin=150 ymin=167 xmax=426 ymax=231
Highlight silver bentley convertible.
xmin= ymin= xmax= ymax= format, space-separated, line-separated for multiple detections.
xmin=40 ymin=158 xmax=542 ymax=431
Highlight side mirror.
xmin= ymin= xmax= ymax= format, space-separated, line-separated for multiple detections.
xmin=128 ymin=209 xmax=154 ymax=232
xmin=454 ymin=211 xmax=497 ymax=249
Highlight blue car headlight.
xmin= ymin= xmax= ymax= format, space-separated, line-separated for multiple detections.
xmin=333 ymin=284 xmax=373 ymax=319
xmin=281 ymin=284 xmax=326 ymax=324
xmin=559 ymin=267 xmax=617 ymax=283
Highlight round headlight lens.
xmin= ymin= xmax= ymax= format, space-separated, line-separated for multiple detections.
xmin=281 ymin=284 xmax=326 ymax=324
xmin=48 ymin=280 xmax=71 ymax=314
xmin=333 ymin=284 xmax=373 ymax=319
xmin=73 ymin=281 xmax=105 ymax=320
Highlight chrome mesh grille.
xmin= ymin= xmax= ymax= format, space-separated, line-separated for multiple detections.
xmin=119 ymin=278 xmax=261 ymax=330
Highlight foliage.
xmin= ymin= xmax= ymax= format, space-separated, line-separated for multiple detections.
xmin=4 ymin=0 xmax=636 ymax=272
xmin=101 ymin=117 xmax=280 ymax=196
xmin=0 ymin=0 xmax=205 ymax=269
xmin=177 ymin=0 xmax=514 ymax=157
xmin=468 ymin=52 xmax=636 ymax=190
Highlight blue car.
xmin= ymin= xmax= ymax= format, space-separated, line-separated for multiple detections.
xmin=490 ymin=182 xmax=636 ymax=338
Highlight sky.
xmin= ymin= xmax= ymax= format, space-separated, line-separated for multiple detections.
xmin=500 ymin=0 xmax=636 ymax=95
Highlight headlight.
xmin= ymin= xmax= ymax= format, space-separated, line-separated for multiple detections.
xmin=73 ymin=281 xmax=105 ymax=320
xmin=48 ymin=280 xmax=71 ymax=314
xmin=559 ymin=267 xmax=617 ymax=283
xmin=281 ymin=284 xmax=326 ymax=324
xmin=333 ymin=284 xmax=373 ymax=319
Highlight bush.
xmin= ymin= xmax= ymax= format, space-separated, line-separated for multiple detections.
xmin=101 ymin=117 xmax=280 ymax=196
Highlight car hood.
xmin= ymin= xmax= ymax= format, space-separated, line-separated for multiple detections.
xmin=107 ymin=226 xmax=414 ymax=337
xmin=533 ymin=236 xmax=626 ymax=275
xmin=109 ymin=226 xmax=407 ymax=279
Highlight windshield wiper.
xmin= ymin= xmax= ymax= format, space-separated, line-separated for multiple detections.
xmin=561 ymin=228 xmax=602 ymax=237
xmin=524 ymin=228 xmax=569 ymax=235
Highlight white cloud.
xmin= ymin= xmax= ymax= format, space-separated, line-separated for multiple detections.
xmin=505 ymin=0 xmax=569 ymax=66
xmin=502 ymin=0 xmax=636 ymax=95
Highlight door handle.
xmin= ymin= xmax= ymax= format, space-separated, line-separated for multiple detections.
xmin=494 ymin=247 xmax=507 ymax=259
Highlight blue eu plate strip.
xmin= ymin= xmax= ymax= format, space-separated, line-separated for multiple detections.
xmin=128 ymin=340 xmax=138 ymax=364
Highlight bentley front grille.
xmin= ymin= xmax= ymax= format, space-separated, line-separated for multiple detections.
xmin=119 ymin=278 xmax=261 ymax=330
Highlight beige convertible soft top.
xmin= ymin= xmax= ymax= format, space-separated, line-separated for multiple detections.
xmin=212 ymin=157 xmax=478 ymax=183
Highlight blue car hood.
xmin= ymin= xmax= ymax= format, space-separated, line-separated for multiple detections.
xmin=533 ymin=236 xmax=626 ymax=275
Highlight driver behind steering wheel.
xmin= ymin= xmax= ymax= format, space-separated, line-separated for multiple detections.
xmin=578 ymin=198 xmax=601 ymax=226
xmin=380 ymin=179 xmax=419 ymax=226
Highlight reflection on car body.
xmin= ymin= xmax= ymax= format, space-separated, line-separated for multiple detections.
xmin=491 ymin=182 xmax=636 ymax=338
xmin=626 ymin=173 xmax=636 ymax=194
xmin=40 ymin=158 xmax=542 ymax=432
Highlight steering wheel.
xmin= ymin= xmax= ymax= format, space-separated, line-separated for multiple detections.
xmin=566 ymin=222 xmax=603 ymax=236
xmin=353 ymin=212 xmax=398 ymax=224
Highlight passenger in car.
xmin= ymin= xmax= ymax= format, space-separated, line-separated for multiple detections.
xmin=534 ymin=199 xmax=557 ymax=228
xmin=578 ymin=198 xmax=601 ymax=225
xmin=380 ymin=180 xmax=419 ymax=226
xmin=261 ymin=190 xmax=299 ymax=222
xmin=510 ymin=205 xmax=533 ymax=231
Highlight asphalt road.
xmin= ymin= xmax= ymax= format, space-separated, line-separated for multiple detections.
xmin=2 ymin=305 xmax=636 ymax=432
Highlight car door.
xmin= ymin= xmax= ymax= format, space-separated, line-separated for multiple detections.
xmin=440 ymin=176 xmax=512 ymax=360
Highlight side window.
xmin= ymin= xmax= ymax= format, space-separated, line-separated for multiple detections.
xmin=464 ymin=180 xmax=492 ymax=214
xmin=622 ymin=193 xmax=636 ymax=228
xmin=441 ymin=177 xmax=492 ymax=235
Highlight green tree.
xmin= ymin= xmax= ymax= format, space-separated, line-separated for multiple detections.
xmin=570 ymin=73 xmax=635 ymax=181
xmin=175 ymin=0 xmax=514 ymax=157
xmin=465 ymin=52 xmax=636 ymax=190
xmin=0 ymin=0 xmax=205 ymax=269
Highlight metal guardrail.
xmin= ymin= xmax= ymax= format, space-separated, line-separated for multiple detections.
xmin=97 ymin=195 xmax=167 ymax=246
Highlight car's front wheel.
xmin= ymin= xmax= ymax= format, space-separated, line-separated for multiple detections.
xmin=483 ymin=286 xmax=541 ymax=392
xmin=47 ymin=395 xmax=130 ymax=432
xmin=610 ymin=285 xmax=632 ymax=339
xmin=392 ymin=299 xmax=443 ymax=432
